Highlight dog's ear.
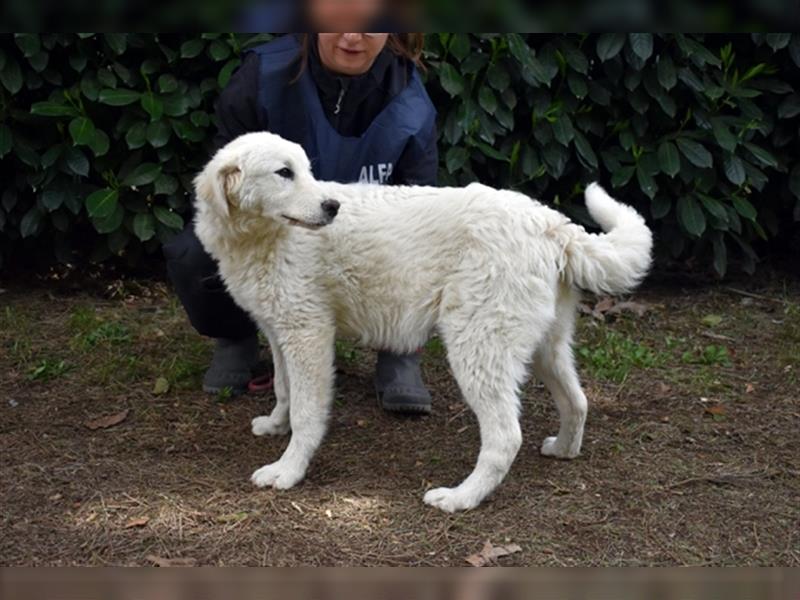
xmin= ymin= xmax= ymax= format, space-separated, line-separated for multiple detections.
xmin=194 ymin=160 xmax=243 ymax=218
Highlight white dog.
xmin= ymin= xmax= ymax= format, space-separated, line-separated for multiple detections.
xmin=193 ymin=132 xmax=652 ymax=512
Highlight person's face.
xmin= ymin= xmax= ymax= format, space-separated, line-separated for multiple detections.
xmin=307 ymin=0 xmax=386 ymax=31
xmin=316 ymin=33 xmax=390 ymax=76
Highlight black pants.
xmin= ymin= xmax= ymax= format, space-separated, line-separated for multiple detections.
xmin=163 ymin=225 xmax=258 ymax=340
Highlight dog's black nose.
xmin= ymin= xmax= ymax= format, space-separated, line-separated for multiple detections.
xmin=321 ymin=199 xmax=340 ymax=219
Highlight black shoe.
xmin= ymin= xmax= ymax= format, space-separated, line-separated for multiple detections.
xmin=202 ymin=335 xmax=260 ymax=395
xmin=374 ymin=350 xmax=432 ymax=414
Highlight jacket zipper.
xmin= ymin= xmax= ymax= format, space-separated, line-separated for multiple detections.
xmin=333 ymin=82 xmax=346 ymax=115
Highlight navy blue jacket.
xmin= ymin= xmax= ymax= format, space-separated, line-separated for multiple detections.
xmin=212 ymin=34 xmax=438 ymax=186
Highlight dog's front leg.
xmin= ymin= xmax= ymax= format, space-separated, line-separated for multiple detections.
xmin=252 ymin=329 xmax=290 ymax=436
xmin=251 ymin=326 xmax=335 ymax=490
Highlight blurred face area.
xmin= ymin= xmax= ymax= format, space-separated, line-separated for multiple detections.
xmin=316 ymin=33 xmax=390 ymax=76
xmin=307 ymin=0 xmax=386 ymax=30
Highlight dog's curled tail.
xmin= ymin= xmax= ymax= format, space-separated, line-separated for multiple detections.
xmin=562 ymin=182 xmax=653 ymax=296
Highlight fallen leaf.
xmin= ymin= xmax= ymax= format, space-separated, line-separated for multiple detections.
xmin=146 ymin=555 xmax=197 ymax=567
xmin=702 ymin=314 xmax=723 ymax=327
xmin=84 ymin=409 xmax=129 ymax=430
xmin=124 ymin=516 xmax=150 ymax=529
xmin=704 ymin=404 xmax=726 ymax=417
xmin=153 ymin=377 xmax=170 ymax=395
xmin=745 ymin=383 xmax=755 ymax=393
xmin=606 ymin=301 xmax=651 ymax=317
xmin=465 ymin=540 xmax=522 ymax=567
xmin=356 ymin=419 xmax=368 ymax=428
xmin=594 ymin=297 xmax=615 ymax=314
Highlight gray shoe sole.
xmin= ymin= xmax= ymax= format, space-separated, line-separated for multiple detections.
xmin=376 ymin=386 xmax=432 ymax=415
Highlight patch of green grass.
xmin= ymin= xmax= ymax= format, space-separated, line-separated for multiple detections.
xmin=79 ymin=321 xmax=132 ymax=348
xmin=28 ymin=358 xmax=72 ymax=381
xmin=577 ymin=330 xmax=666 ymax=383
xmin=680 ymin=344 xmax=732 ymax=367
xmin=425 ymin=336 xmax=446 ymax=358
xmin=335 ymin=339 xmax=361 ymax=366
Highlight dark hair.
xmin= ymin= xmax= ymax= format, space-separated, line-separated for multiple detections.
xmin=293 ymin=33 xmax=426 ymax=82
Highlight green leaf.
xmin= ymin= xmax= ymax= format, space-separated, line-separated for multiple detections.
xmin=698 ymin=194 xmax=728 ymax=224
xmin=732 ymin=196 xmax=757 ymax=221
xmin=0 ymin=58 xmax=23 ymax=93
xmin=41 ymin=189 xmax=65 ymax=212
xmin=98 ymin=88 xmax=141 ymax=106
xmin=217 ymin=58 xmax=240 ymax=88
xmin=710 ymin=118 xmax=737 ymax=152
xmin=153 ymin=205 xmax=184 ymax=229
xmin=658 ymin=141 xmax=680 ymax=177
xmin=487 ymin=63 xmax=510 ymax=91
xmin=162 ymin=93 xmax=190 ymax=117
xmin=89 ymin=129 xmax=110 ymax=157
xmin=573 ymin=130 xmax=598 ymax=169
xmin=209 ymin=39 xmax=232 ymax=61
xmin=92 ymin=203 xmax=124 ymax=234
xmin=190 ymin=110 xmax=210 ymax=128
xmin=765 ymin=33 xmax=791 ymax=50
xmin=656 ymin=54 xmax=676 ymax=90
xmin=445 ymin=146 xmax=469 ymax=173
xmin=677 ymin=195 xmax=706 ymax=237
xmin=154 ymin=173 xmax=179 ymax=195
xmin=777 ymin=94 xmax=800 ymax=119
xmin=651 ymin=195 xmax=671 ymax=219
xmin=146 ymin=120 xmax=171 ymax=148
xmin=611 ymin=165 xmax=636 ymax=188
xmin=743 ymin=142 xmax=778 ymax=168
xmin=104 ymin=33 xmax=127 ymax=55
xmin=158 ymin=74 xmax=178 ymax=93
xmin=552 ymin=114 xmax=574 ymax=146
xmin=122 ymin=163 xmax=162 ymax=187
xmin=478 ymin=86 xmax=497 ymax=115
xmin=125 ymin=122 xmax=147 ymax=149
xmin=723 ymin=153 xmax=746 ymax=185
xmin=0 ymin=124 xmax=11 ymax=158
xmin=69 ymin=116 xmax=96 ymax=146
xmin=629 ymin=33 xmax=653 ymax=61
xmin=133 ymin=212 xmax=156 ymax=241
xmin=31 ymin=101 xmax=77 ymax=117
xmin=86 ymin=188 xmax=119 ymax=219
xmin=596 ymin=33 xmax=626 ymax=62
xmin=637 ymin=164 xmax=658 ymax=199
xmin=141 ymin=93 xmax=164 ymax=121
xmin=677 ymin=138 xmax=713 ymax=168
xmin=449 ymin=34 xmax=471 ymax=61
xmin=476 ymin=142 xmax=509 ymax=162
xmin=439 ymin=63 xmax=464 ymax=97
xmin=64 ymin=146 xmax=89 ymax=176
xmin=180 ymin=39 xmax=205 ymax=58
xmin=20 ymin=207 xmax=43 ymax=238
xmin=15 ymin=33 xmax=41 ymax=57
xmin=567 ymin=72 xmax=588 ymax=98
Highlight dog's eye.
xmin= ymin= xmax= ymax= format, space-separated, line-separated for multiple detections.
xmin=276 ymin=167 xmax=294 ymax=180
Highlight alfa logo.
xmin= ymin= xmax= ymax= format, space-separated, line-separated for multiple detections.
xmin=358 ymin=162 xmax=394 ymax=184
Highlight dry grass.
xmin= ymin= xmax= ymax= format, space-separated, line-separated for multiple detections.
xmin=0 ymin=274 xmax=798 ymax=566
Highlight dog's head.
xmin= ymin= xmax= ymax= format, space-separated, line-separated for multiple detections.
xmin=194 ymin=132 xmax=339 ymax=230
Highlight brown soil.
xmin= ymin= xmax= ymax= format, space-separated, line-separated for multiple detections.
xmin=0 ymin=274 xmax=798 ymax=566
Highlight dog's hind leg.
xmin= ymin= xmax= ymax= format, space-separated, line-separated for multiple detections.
xmin=251 ymin=326 xmax=336 ymax=490
xmin=252 ymin=328 xmax=290 ymax=437
xmin=423 ymin=325 xmax=533 ymax=512
xmin=532 ymin=294 xmax=587 ymax=459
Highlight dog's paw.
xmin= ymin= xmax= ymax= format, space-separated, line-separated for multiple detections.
xmin=423 ymin=487 xmax=479 ymax=513
xmin=252 ymin=415 xmax=290 ymax=437
xmin=540 ymin=436 xmax=580 ymax=459
xmin=250 ymin=461 xmax=305 ymax=490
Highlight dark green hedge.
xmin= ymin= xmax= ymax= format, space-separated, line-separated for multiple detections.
xmin=1 ymin=33 xmax=799 ymax=276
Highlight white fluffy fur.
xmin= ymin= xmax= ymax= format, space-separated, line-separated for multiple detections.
xmin=193 ymin=132 xmax=653 ymax=512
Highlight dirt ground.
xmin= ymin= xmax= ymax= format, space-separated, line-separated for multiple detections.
xmin=1 ymin=270 xmax=798 ymax=566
